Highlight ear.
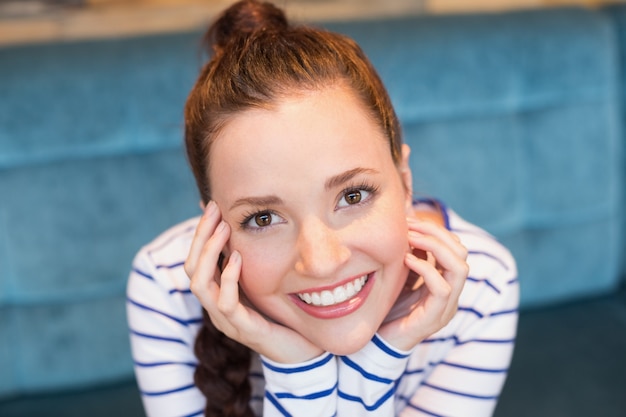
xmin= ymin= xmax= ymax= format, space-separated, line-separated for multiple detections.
xmin=399 ymin=144 xmax=414 ymax=214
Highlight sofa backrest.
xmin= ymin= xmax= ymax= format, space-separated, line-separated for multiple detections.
xmin=328 ymin=6 xmax=624 ymax=306
xmin=0 ymin=5 xmax=623 ymax=398
xmin=0 ymin=33 xmax=202 ymax=397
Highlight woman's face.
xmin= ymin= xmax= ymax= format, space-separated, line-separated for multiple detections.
xmin=209 ymin=84 xmax=413 ymax=355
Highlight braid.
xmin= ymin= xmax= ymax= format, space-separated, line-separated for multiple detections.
xmin=194 ymin=309 xmax=254 ymax=417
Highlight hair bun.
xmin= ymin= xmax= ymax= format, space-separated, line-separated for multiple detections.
xmin=206 ymin=0 xmax=289 ymax=55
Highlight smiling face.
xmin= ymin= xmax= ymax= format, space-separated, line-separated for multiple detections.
xmin=209 ymin=83 xmax=413 ymax=355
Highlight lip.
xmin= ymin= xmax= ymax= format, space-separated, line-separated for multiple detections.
xmin=290 ymin=272 xmax=375 ymax=319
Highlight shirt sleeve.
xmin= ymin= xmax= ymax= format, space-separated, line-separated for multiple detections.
xmin=261 ymin=352 xmax=338 ymax=417
xmin=399 ymin=257 xmax=520 ymax=417
xmin=337 ymin=334 xmax=413 ymax=416
xmin=126 ymin=249 xmax=206 ymax=417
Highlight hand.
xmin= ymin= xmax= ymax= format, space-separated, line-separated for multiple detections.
xmin=185 ymin=201 xmax=324 ymax=364
xmin=378 ymin=217 xmax=469 ymax=351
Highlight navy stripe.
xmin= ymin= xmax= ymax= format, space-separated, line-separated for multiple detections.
xmin=423 ymin=335 xmax=516 ymax=346
xmin=403 ymin=360 xmax=438 ymax=377
xmin=132 ymin=267 xmax=154 ymax=281
xmin=265 ymin=392 xmax=293 ymax=417
xmin=169 ymin=288 xmax=193 ymax=295
xmin=340 ymin=356 xmax=394 ymax=384
xmin=156 ymin=261 xmax=186 ymax=269
xmin=466 ymin=276 xmax=501 ymax=294
xmin=458 ymin=337 xmax=516 ymax=345
xmin=508 ymin=277 xmax=519 ymax=285
xmin=338 ymin=386 xmax=395 ymax=411
xmin=127 ymin=297 xmax=202 ymax=326
xmin=491 ymin=308 xmax=519 ymax=317
xmin=129 ymin=329 xmax=188 ymax=346
xmin=275 ymin=383 xmax=337 ymax=400
xmin=405 ymin=402 xmax=445 ymax=417
xmin=458 ymin=306 xmax=484 ymax=318
xmin=468 ymin=250 xmax=510 ymax=271
xmin=142 ymin=383 xmax=196 ymax=396
xmin=181 ymin=410 xmax=203 ymax=417
xmin=456 ymin=306 xmax=519 ymax=319
xmin=372 ymin=335 xmax=410 ymax=359
xmin=403 ymin=366 xmax=426 ymax=376
xmin=422 ymin=382 xmax=499 ymax=400
xmin=440 ymin=360 xmax=508 ymax=373
xmin=405 ymin=358 xmax=509 ymax=376
xmin=262 ymin=352 xmax=333 ymax=374
xmin=134 ymin=360 xmax=196 ymax=368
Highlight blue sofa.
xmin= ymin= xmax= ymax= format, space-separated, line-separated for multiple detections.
xmin=1 ymin=4 xmax=624 ymax=416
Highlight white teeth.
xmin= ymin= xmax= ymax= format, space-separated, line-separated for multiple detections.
xmin=345 ymin=282 xmax=356 ymax=298
xmin=298 ymin=275 xmax=369 ymax=307
xmin=320 ymin=291 xmax=334 ymax=306
xmin=333 ymin=286 xmax=347 ymax=303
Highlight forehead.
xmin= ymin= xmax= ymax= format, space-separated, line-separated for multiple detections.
xmin=208 ymin=85 xmax=394 ymax=197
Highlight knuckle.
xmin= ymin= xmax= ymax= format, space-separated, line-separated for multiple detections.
xmin=183 ymin=260 xmax=193 ymax=277
xmin=189 ymin=279 xmax=200 ymax=295
xmin=440 ymin=281 xmax=453 ymax=298
xmin=461 ymin=261 xmax=470 ymax=277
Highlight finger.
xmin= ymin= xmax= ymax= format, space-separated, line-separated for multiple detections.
xmin=408 ymin=230 xmax=469 ymax=281
xmin=406 ymin=251 xmax=461 ymax=329
xmin=407 ymin=217 xmax=468 ymax=260
xmin=404 ymin=252 xmax=451 ymax=300
xmin=189 ymin=220 xmax=230 ymax=302
xmin=217 ymin=251 xmax=242 ymax=314
xmin=185 ymin=200 xmax=221 ymax=277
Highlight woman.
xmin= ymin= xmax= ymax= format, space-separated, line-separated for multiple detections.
xmin=126 ymin=1 xmax=519 ymax=416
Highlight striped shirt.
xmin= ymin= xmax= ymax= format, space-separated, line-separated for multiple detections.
xmin=126 ymin=201 xmax=519 ymax=417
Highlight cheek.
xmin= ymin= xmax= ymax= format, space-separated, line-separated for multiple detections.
xmin=366 ymin=197 xmax=410 ymax=257
xmin=229 ymin=235 xmax=290 ymax=304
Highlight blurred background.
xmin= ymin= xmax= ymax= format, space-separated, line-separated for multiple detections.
xmin=1 ymin=0 xmax=625 ymax=416
xmin=0 ymin=0 xmax=623 ymax=46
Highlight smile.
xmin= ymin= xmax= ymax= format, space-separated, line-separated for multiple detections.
xmin=297 ymin=275 xmax=369 ymax=307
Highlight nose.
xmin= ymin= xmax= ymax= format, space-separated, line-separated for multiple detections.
xmin=294 ymin=217 xmax=350 ymax=278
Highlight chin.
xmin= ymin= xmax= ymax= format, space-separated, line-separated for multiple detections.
xmin=314 ymin=323 xmax=379 ymax=356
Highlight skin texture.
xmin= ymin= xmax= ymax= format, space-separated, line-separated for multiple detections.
xmin=185 ymin=84 xmax=469 ymax=363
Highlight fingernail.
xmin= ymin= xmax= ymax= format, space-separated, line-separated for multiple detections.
xmin=229 ymin=250 xmax=241 ymax=264
xmin=216 ymin=220 xmax=228 ymax=233
xmin=205 ymin=200 xmax=217 ymax=215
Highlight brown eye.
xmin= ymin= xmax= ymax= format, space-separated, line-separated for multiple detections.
xmin=254 ymin=212 xmax=272 ymax=227
xmin=337 ymin=187 xmax=375 ymax=209
xmin=345 ymin=190 xmax=362 ymax=205
xmin=242 ymin=210 xmax=285 ymax=231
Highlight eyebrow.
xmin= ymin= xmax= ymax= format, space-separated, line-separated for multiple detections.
xmin=325 ymin=167 xmax=379 ymax=190
xmin=229 ymin=167 xmax=379 ymax=211
xmin=230 ymin=195 xmax=284 ymax=211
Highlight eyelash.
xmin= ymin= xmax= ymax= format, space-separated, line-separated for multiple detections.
xmin=336 ymin=181 xmax=379 ymax=210
xmin=239 ymin=208 xmax=281 ymax=232
xmin=239 ymin=181 xmax=379 ymax=231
